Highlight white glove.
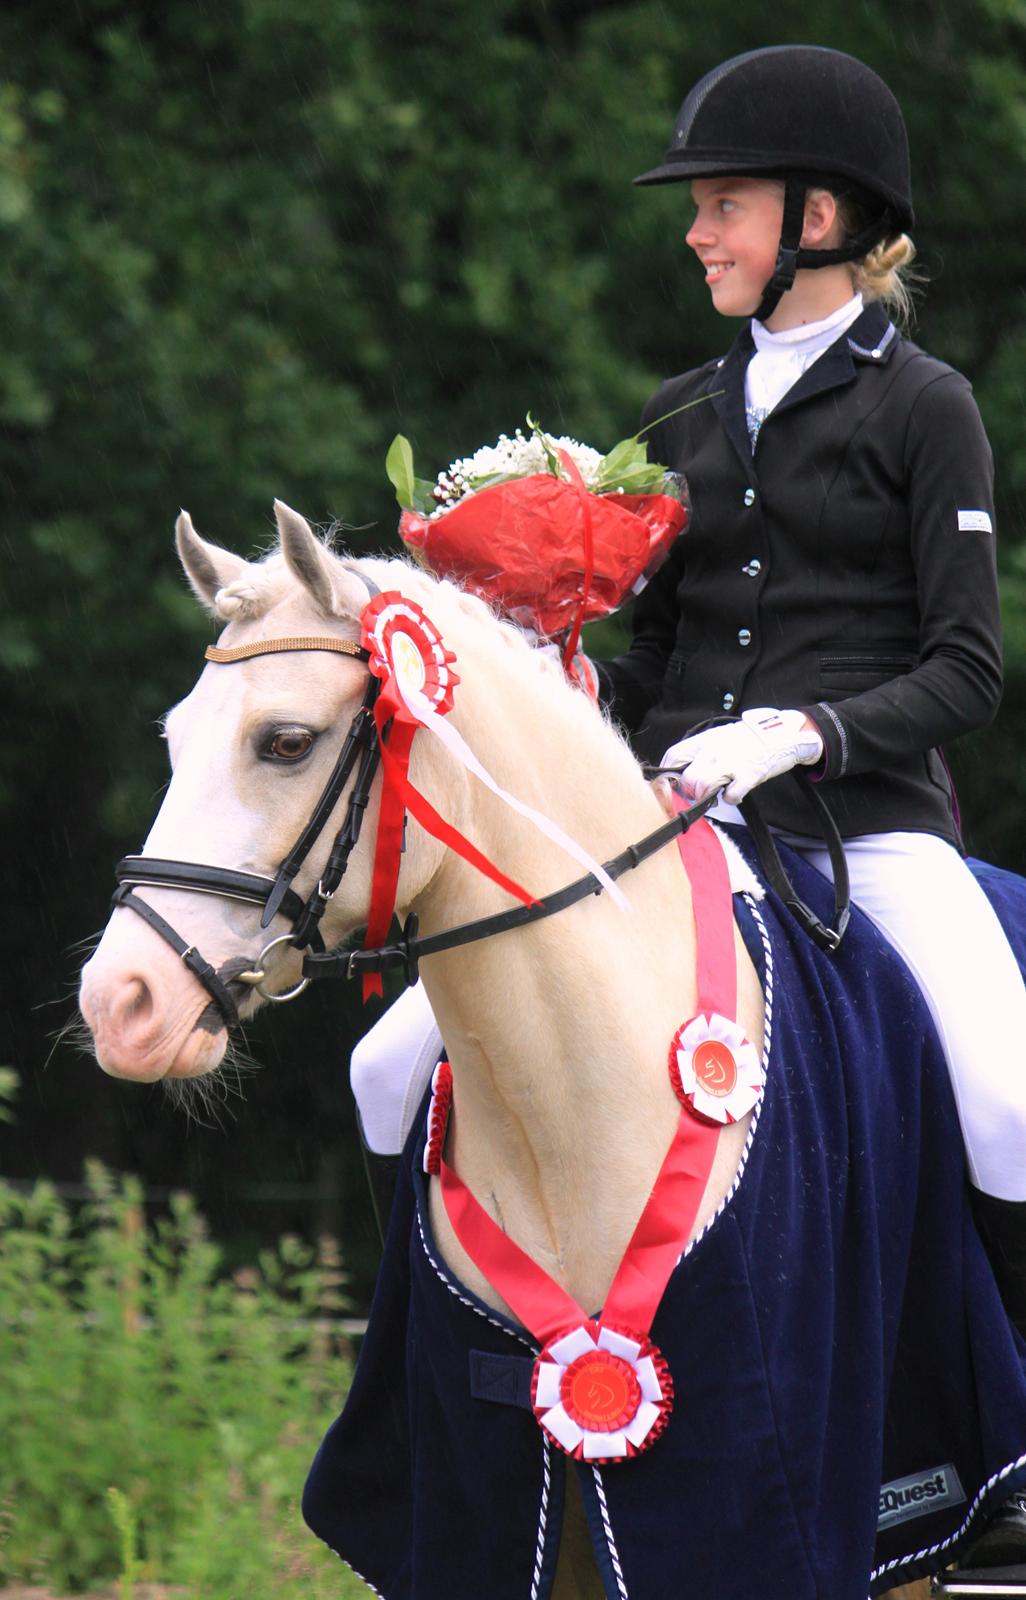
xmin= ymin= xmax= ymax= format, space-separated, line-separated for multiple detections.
xmin=661 ymin=708 xmax=824 ymax=805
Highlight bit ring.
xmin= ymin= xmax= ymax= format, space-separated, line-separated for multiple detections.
xmin=247 ymin=934 xmax=310 ymax=1003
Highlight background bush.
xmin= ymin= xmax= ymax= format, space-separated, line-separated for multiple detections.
xmin=0 ymin=1161 xmax=368 ymax=1595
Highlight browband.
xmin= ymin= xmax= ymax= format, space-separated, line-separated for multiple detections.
xmin=205 ymin=636 xmax=369 ymax=664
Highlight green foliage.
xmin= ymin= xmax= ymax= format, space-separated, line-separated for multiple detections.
xmin=106 ymin=1488 xmax=142 ymax=1600
xmin=0 ymin=1068 xmax=17 ymax=1125
xmin=0 ymin=1164 xmax=369 ymax=1596
xmin=6 ymin=5 xmax=1026 ymax=1492
xmin=385 ymin=434 xmax=418 ymax=513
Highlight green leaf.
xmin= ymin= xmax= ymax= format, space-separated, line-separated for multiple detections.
xmin=463 ymin=471 xmax=521 ymax=493
xmin=525 ymin=412 xmax=561 ymax=477
xmin=601 ymin=463 xmax=666 ymax=495
xmin=412 ymin=476 xmax=437 ymax=514
xmin=595 ymin=432 xmax=649 ymax=486
xmin=0 ymin=1065 xmax=18 ymax=1125
xmin=385 ymin=434 xmax=416 ymax=509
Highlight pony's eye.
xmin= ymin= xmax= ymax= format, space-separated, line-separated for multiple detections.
xmin=265 ymin=728 xmax=315 ymax=762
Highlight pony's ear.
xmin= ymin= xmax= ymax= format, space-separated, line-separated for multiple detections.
xmin=274 ymin=500 xmax=368 ymax=621
xmin=175 ymin=511 xmax=250 ymax=612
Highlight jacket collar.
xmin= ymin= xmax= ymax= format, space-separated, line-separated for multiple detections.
xmin=710 ymin=300 xmax=899 ymax=471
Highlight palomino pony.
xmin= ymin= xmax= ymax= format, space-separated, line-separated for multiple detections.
xmin=81 ymin=503 xmax=1026 ymax=1600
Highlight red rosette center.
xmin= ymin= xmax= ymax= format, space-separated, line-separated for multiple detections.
xmin=530 ymin=1323 xmax=674 ymax=1463
xmin=561 ymin=1349 xmax=641 ymax=1433
xmin=669 ymin=1012 xmax=764 ymax=1126
xmin=691 ymin=1038 xmax=738 ymax=1099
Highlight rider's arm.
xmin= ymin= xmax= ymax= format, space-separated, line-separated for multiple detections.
xmin=799 ymin=370 xmax=1002 ymax=779
xmin=594 ymin=377 xmax=695 ymax=730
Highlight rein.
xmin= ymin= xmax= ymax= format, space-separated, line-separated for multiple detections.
xmin=304 ymin=791 xmax=724 ymax=988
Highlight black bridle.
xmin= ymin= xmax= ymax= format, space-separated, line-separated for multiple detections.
xmin=113 ymin=629 xmax=385 ymax=1029
xmin=111 ymin=613 xmax=850 ymax=1034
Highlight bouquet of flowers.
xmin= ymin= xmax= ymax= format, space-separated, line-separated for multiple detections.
xmin=385 ymin=416 xmax=688 ymax=657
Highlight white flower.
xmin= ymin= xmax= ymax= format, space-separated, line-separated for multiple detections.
xmin=426 ymin=425 xmax=606 ymax=518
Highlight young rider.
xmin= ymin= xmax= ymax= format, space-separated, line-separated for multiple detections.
xmin=597 ymin=43 xmax=1026 ymax=1564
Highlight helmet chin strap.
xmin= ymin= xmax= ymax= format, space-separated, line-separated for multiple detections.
xmin=753 ymin=177 xmax=809 ymax=323
xmin=753 ymin=174 xmax=896 ymax=324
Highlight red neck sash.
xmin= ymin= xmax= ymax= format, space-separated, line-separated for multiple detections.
xmin=428 ymin=807 xmax=763 ymax=1463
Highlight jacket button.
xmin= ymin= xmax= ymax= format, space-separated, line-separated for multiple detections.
xmin=722 ymin=691 xmax=735 ymax=710
xmin=743 ymin=488 xmax=756 ymax=507
xmin=742 ymin=558 xmax=762 ymax=577
xmin=738 ymin=629 xmax=752 ymax=647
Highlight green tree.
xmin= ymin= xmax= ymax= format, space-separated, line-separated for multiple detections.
xmin=4 ymin=0 xmax=1026 ymax=1247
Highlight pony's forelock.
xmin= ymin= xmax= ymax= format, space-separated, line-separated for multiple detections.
xmin=211 ymin=550 xmax=290 ymax=621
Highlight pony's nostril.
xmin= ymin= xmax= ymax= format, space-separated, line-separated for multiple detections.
xmin=113 ymin=975 xmax=155 ymax=1037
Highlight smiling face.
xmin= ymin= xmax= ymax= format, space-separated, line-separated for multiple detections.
xmin=685 ymin=176 xmax=785 ymax=318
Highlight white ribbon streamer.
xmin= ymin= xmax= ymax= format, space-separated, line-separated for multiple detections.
xmin=399 ymin=680 xmax=630 ymax=911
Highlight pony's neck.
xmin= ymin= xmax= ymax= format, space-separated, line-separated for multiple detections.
xmin=409 ymin=647 xmax=702 ymax=1312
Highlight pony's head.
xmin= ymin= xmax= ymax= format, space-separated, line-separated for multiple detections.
xmin=79 ymin=500 xmax=633 ymax=1084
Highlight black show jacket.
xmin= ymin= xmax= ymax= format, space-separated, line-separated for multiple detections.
xmin=599 ymin=302 xmax=1002 ymax=847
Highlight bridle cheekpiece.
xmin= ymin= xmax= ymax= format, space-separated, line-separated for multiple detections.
xmin=113 ymin=618 xmax=383 ymax=1027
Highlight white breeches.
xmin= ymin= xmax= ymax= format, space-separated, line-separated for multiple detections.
xmin=350 ymin=980 xmax=442 ymax=1156
xmin=788 ymin=830 xmax=1026 ymax=1202
xmin=350 ymin=823 xmax=1026 ymax=1199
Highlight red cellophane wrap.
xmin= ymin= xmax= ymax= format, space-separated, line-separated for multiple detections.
xmin=399 ymin=475 xmax=688 ymax=637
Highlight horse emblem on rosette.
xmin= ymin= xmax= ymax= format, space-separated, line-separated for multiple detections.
xmin=80 ymin=502 xmax=1026 ymax=1600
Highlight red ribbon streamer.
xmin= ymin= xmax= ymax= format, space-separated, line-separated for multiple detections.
xmin=675 ymin=795 xmax=737 ymax=1020
xmin=557 ymin=448 xmax=596 ymax=675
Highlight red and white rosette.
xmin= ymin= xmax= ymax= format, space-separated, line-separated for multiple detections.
xmin=362 ymin=593 xmax=459 ymax=716
xmin=423 ymin=1058 xmax=453 ymax=1175
xmin=669 ymin=1012 xmax=764 ymax=1126
xmin=531 ymin=1322 xmax=673 ymax=1463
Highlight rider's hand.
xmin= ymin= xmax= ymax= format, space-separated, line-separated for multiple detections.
xmin=661 ymin=708 xmax=824 ymax=805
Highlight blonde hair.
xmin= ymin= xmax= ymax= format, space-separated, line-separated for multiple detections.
xmin=835 ymin=194 xmax=922 ymax=325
